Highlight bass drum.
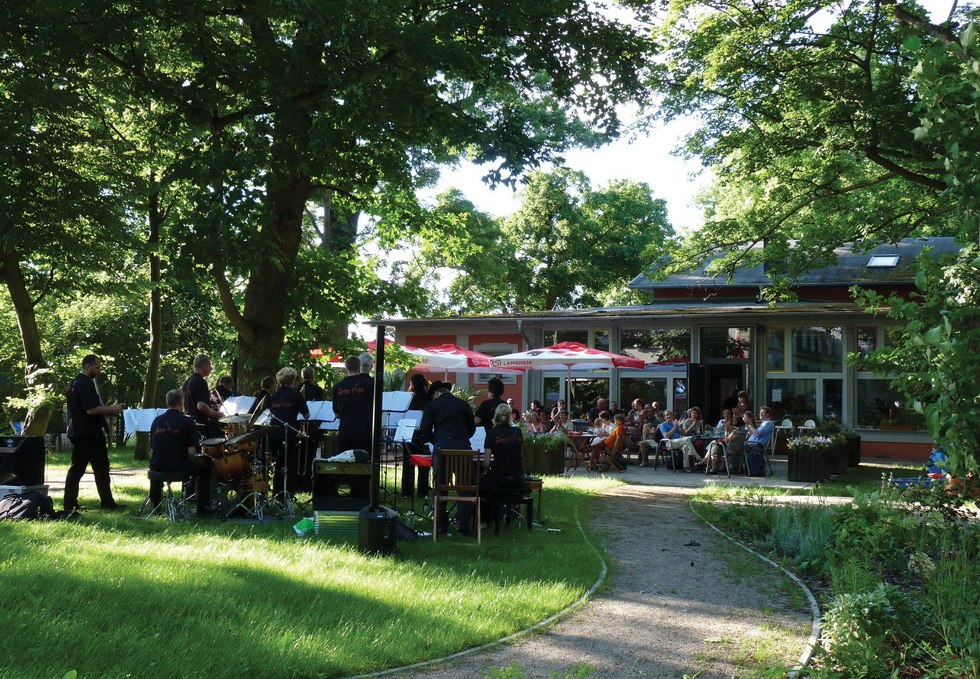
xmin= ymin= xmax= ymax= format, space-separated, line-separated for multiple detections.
xmin=212 ymin=450 xmax=250 ymax=481
xmin=240 ymin=473 xmax=268 ymax=509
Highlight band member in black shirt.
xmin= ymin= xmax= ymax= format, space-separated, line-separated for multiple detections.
xmin=149 ymin=389 xmax=213 ymax=516
xmin=183 ymin=354 xmax=222 ymax=437
xmin=299 ymin=366 xmax=325 ymax=401
xmin=474 ymin=377 xmax=506 ymax=432
xmin=248 ymin=376 xmax=275 ymax=415
xmin=419 ymin=381 xmax=476 ymax=532
xmin=63 ymin=354 xmax=125 ymax=513
xmin=329 ymin=356 xmax=375 ymax=498
xmin=268 ymin=367 xmax=310 ymax=495
xmin=215 ymin=375 xmax=236 ymax=401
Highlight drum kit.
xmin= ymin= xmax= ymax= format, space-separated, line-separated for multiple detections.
xmin=200 ymin=414 xmax=278 ymax=519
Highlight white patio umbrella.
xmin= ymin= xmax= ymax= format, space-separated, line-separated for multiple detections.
xmin=418 ymin=343 xmax=524 ymax=377
xmin=488 ymin=341 xmax=645 ymax=411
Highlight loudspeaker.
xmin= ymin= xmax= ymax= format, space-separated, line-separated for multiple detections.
xmin=0 ymin=436 xmax=45 ymax=486
xmin=358 ymin=505 xmax=398 ymax=554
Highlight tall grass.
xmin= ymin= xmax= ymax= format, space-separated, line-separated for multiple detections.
xmin=0 ymin=475 xmax=620 ymax=679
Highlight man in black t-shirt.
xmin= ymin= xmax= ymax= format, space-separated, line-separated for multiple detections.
xmin=332 ymin=356 xmax=374 ymax=453
xmin=300 ymin=366 xmax=325 ymax=401
xmin=182 ymin=354 xmax=222 ymax=437
xmin=268 ymin=367 xmax=310 ymax=495
xmin=63 ymin=354 xmax=125 ymax=513
xmin=149 ymin=389 xmax=213 ymax=515
xmin=473 ymin=377 xmax=506 ymax=432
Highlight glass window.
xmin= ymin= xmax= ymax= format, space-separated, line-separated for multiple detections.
xmin=823 ymin=379 xmax=842 ymax=423
xmin=856 ymin=379 xmax=925 ymax=429
xmin=791 ymin=326 xmax=843 ymax=372
xmin=766 ymin=378 xmax=817 ymax=423
xmin=767 ymin=328 xmax=785 ymax=371
xmin=621 ymin=378 xmax=667 ymax=412
xmin=857 ymin=326 xmax=878 ymax=359
xmin=594 ymin=330 xmax=609 ymax=352
xmin=700 ymin=327 xmax=752 ymax=360
xmin=619 ymin=328 xmax=691 ymax=363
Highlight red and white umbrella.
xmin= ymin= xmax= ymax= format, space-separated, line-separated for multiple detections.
xmin=419 ymin=344 xmax=524 ymax=375
xmin=489 ymin=341 xmax=645 ymax=407
xmin=489 ymin=341 xmax=646 ymax=371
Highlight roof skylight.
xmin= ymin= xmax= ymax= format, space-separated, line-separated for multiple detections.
xmin=867 ymin=255 xmax=900 ymax=268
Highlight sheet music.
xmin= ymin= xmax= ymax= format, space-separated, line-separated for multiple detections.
xmin=123 ymin=408 xmax=168 ymax=436
xmin=469 ymin=428 xmax=486 ymax=451
xmin=381 ymin=391 xmax=413 ymax=413
xmin=220 ymin=396 xmax=255 ymax=416
xmin=303 ymin=401 xmax=336 ymax=422
xmin=252 ymin=409 xmax=271 ymax=426
xmin=393 ymin=419 xmax=418 ymax=443
xmin=319 ymin=420 xmax=340 ymax=431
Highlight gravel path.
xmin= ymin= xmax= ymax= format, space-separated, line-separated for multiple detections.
xmin=391 ymin=484 xmax=812 ymax=679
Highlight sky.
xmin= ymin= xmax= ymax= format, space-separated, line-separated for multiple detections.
xmin=416 ymin=0 xmax=966 ymax=236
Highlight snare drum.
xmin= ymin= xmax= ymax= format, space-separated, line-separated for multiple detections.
xmin=212 ymin=450 xmax=250 ymax=481
xmin=201 ymin=438 xmax=226 ymax=459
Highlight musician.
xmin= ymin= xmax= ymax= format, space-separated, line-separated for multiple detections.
xmin=149 ymin=389 xmax=213 ymax=517
xmin=299 ymin=367 xmax=325 ymax=401
xmin=183 ymin=354 xmax=222 ymax=437
xmin=268 ymin=367 xmax=310 ymax=496
xmin=248 ymin=376 xmax=275 ymax=414
xmin=474 ymin=377 xmax=506 ymax=432
xmin=419 ymin=381 xmax=476 ymax=533
xmin=330 ymin=356 xmax=374 ymax=498
xmin=215 ymin=375 xmax=236 ymax=400
xmin=63 ymin=354 xmax=125 ymax=514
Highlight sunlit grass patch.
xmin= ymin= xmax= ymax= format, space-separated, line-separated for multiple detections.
xmin=0 ymin=474 xmax=621 ymax=679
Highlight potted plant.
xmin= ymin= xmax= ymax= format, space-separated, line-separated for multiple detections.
xmin=521 ymin=431 xmax=567 ymax=475
xmin=817 ymin=421 xmax=852 ymax=474
xmin=787 ymin=435 xmax=836 ymax=482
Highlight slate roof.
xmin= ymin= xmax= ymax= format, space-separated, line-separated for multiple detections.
xmin=629 ymin=237 xmax=961 ymax=289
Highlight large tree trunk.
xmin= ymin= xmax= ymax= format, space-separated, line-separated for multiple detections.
xmin=1 ymin=247 xmax=55 ymax=435
xmin=135 ymin=187 xmax=165 ymax=460
xmin=233 ymin=176 xmax=312 ymax=390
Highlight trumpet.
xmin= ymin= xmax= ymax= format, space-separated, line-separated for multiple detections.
xmin=210 ymin=386 xmax=225 ymax=412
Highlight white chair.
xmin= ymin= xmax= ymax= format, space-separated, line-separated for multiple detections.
xmin=798 ymin=419 xmax=817 ymax=436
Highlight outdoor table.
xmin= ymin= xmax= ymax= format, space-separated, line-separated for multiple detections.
xmin=565 ymin=433 xmax=593 ymax=471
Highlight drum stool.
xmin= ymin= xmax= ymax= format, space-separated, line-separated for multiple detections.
xmin=140 ymin=471 xmax=193 ymax=521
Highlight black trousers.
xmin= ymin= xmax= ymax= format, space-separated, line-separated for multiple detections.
xmin=64 ymin=433 xmax=115 ymax=510
xmin=149 ymin=458 xmax=213 ymax=512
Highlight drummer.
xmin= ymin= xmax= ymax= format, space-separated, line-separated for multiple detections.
xmin=183 ymin=354 xmax=223 ymax=437
xmin=268 ymin=367 xmax=310 ymax=495
xmin=149 ymin=389 xmax=214 ymax=517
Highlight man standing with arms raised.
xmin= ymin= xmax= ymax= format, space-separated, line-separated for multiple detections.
xmin=63 ymin=354 xmax=125 ymax=514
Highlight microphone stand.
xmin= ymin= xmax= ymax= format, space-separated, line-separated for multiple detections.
xmin=266 ymin=412 xmax=309 ymax=518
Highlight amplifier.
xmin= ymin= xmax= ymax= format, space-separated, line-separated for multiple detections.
xmin=314 ymin=510 xmax=360 ymax=539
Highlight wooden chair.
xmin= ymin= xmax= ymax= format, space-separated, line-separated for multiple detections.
xmin=483 ymin=482 xmax=534 ymax=535
xmin=433 ymin=449 xmax=481 ymax=543
xmin=598 ymin=431 xmax=627 ymax=472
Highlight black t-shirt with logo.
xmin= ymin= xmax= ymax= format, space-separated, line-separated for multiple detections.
xmin=149 ymin=408 xmax=199 ymax=472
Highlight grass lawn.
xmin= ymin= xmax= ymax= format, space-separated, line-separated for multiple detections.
xmin=1 ymin=464 xmax=620 ymax=679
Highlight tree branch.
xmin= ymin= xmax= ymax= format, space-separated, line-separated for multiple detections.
xmin=211 ymin=258 xmax=253 ymax=342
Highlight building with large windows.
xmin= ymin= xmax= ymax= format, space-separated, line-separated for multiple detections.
xmin=384 ymin=238 xmax=959 ymax=460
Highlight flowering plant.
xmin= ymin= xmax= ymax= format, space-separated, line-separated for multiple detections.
xmin=788 ymin=435 xmax=837 ymax=454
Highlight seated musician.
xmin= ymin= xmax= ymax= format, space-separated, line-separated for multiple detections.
xmin=149 ymin=389 xmax=213 ymax=517
xmin=459 ymin=403 xmax=525 ymax=535
xmin=248 ymin=376 xmax=275 ymax=414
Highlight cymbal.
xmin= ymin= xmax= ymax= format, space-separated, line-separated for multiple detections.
xmin=226 ymin=426 xmax=275 ymax=447
xmin=219 ymin=414 xmax=251 ymax=425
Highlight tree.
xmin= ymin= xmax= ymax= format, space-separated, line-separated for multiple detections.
xmin=636 ymin=0 xmax=973 ymax=290
xmin=419 ymin=170 xmax=672 ymax=313
xmin=81 ymin=0 xmax=654 ymax=388
xmin=853 ymin=20 xmax=980 ymax=491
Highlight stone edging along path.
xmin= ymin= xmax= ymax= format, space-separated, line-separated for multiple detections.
xmin=352 ymin=486 xmax=820 ymax=679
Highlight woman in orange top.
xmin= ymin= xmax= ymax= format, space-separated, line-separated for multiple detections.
xmin=590 ymin=413 xmax=628 ymax=471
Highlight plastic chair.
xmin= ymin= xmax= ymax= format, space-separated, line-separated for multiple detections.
xmin=433 ymin=449 xmax=481 ymax=544
xmin=798 ymin=419 xmax=817 ymax=436
xmin=596 ymin=431 xmax=628 ymax=472
xmin=140 ymin=471 xmax=193 ymax=521
xmin=722 ymin=431 xmax=748 ymax=477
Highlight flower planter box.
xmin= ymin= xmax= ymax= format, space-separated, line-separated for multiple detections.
xmin=846 ymin=435 xmax=861 ymax=468
xmin=880 ymin=422 xmax=916 ymax=431
xmin=787 ymin=448 xmax=825 ymax=482
xmin=829 ymin=443 xmax=848 ymax=476
xmin=522 ymin=438 xmax=565 ymax=476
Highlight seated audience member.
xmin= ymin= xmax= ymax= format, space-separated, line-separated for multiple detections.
xmin=716 ymin=408 xmax=732 ymax=429
xmin=551 ymin=399 xmax=568 ymax=420
xmin=637 ymin=406 xmax=662 ymax=467
xmin=626 ymin=398 xmax=645 ymax=425
xmin=659 ymin=409 xmax=700 ymax=473
xmin=149 ymin=388 xmax=214 ymax=517
xmin=743 ymin=406 xmax=774 ymax=475
xmin=705 ymin=415 xmax=739 ymax=474
xmin=681 ymin=406 xmax=706 ymax=468
xmin=529 ymin=400 xmax=545 ymax=416
xmin=733 ymin=390 xmax=752 ymax=417
xmin=549 ymin=410 xmax=570 ymax=436
xmin=588 ymin=410 xmax=613 ymax=447
xmin=511 ymin=408 xmax=521 ymax=423
xmin=524 ymin=410 xmax=545 ymax=434
xmin=590 ymin=413 xmax=628 ymax=471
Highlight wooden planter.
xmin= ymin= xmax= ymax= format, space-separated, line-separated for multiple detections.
xmin=522 ymin=438 xmax=565 ymax=476
xmin=829 ymin=443 xmax=848 ymax=476
xmin=788 ymin=448 xmax=825 ymax=482
xmin=846 ymin=435 xmax=861 ymax=468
